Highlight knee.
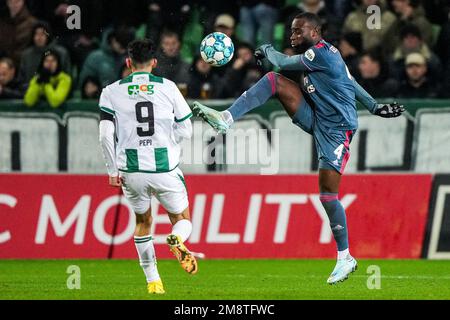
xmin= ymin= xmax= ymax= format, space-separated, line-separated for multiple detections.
xmin=136 ymin=214 xmax=152 ymax=228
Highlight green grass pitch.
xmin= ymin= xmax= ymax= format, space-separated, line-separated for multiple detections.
xmin=1 ymin=259 xmax=450 ymax=300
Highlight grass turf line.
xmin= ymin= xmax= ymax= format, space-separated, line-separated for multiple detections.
xmin=0 ymin=259 xmax=449 ymax=300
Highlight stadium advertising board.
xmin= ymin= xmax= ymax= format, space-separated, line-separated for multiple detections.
xmin=423 ymin=174 xmax=450 ymax=259
xmin=0 ymin=174 xmax=431 ymax=259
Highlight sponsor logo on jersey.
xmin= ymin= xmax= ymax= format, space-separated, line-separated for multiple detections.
xmin=305 ymin=49 xmax=315 ymax=61
xmin=128 ymin=84 xmax=155 ymax=96
xmin=307 ymin=84 xmax=316 ymax=93
xmin=330 ymin=46 xmax=338 ymax=53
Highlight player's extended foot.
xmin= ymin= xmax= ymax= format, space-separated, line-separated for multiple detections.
xmin=147 ymin=279 xmax=165 ymax=294
xmin=193 ymin=101 xmax=229 ymax=134
xmin=167 ymin=234 xmax=198 ymax=275
xmin=327 ymin=256 xmax=358 ymax=285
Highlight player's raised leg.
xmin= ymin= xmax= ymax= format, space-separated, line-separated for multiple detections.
xmin=166 ymin=207 xmax=198 ymax=274
xmin=193 ymin=72 xmax=303 ymax=133
xmin=318 ymin=168 xmax=357 ymax=284
xmin=133 ymin=209 xmax=165 ymax=294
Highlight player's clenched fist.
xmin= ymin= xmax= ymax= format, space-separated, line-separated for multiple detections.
xmin=374 ymin=102 xmax=405 ymax=118
xmin=254 ymin=44 xmax=271 ymax=66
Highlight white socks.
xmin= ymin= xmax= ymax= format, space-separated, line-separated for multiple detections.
xmin=171 ymin=219 xmax=193 ymax=242
xmin=222 ymin=110 xmax=234 ymax=126
xmin=134 ymin=235 xmax=160 ymax=283
xmin=338 ymin=248 xmax=350 ymax=260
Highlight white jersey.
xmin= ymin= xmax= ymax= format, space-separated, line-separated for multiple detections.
xmin=99 ymin=72 xmax=192 ymax=173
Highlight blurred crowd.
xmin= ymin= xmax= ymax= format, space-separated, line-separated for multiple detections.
xmin=0 ymin=0 xmax=450 ymax=108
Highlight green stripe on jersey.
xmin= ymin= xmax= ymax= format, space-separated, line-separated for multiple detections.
xmin=100 ymin=106 xmax=115 ymax=115
xmin=155 ymin=148 xmax=169 ymax=172
xmin=126 ymin=149 xmax=139 ymax=171
xmin=175 ymin=112 xmax=193 ymax=123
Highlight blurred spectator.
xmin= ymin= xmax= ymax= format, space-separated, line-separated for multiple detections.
xmin=0 ymin=0 xmax=37 ymax=65
xmin=283 ymin=0 xmax=327 ymax=48
xmin=215 ymin=43 xmax=264 ymax=98
xmin=339 ymin=32 xmax=363 ymax=77
xmin=24 ymin=50 xmax=72 ymax=108
xmin=78 ymin=26 xmax=134 ymax=89
xmin=19 ymin=21 xmax=71 ymax=84
xmin=81 ymin=76 xmax=101 ymax=100
xmin=187 ymin=56 xmax=220 ymax=99
xmin=0 ymin=57 xmax=25 ymax=99
xmin=214 ymin=14 xmax=238 ymax=41
xmin=144 ymin=0 xmax=192 ymax=43
xmin=153 ymin=31 xmax=190 ymax=84
xmin=29 ymin=1 xmax=105 ymax=70
xmin=238 ymin=0 xmax=281 ymax=46
xmin=396 ymin=52 xmax=440 ymax=98
xmin=356 ymin=51 xmax=398 ymax=97
xmin=389 ymin=24 xmax=442 ymax=82
xmin=384 ymin=0 xmax=433 ymax=54
xmin=343 ymin=0 xmax=396 ymax=51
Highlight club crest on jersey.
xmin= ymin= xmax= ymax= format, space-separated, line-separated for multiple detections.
xmin=128 ymin=84 xmax=154 ymax=97
xmin=305 ymin=49 xmax=315 ymax=61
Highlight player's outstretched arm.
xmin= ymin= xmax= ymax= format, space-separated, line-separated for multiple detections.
xmin=256 ymin=44 xmax=307 ymax=71
xmin=353 ymin=79 xmax=405 ymax=118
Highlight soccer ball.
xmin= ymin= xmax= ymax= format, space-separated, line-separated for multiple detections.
xmin=200 ymin=32 xmax=234 ymax=67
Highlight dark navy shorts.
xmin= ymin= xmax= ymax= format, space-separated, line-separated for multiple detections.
xmin=292 ymin=99 xmax=356 ymax=174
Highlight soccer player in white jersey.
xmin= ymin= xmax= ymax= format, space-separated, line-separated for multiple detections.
xmin=98 ymin=39 xmax=196 ymax=294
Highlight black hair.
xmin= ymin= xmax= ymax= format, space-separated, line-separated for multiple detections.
xmin=400 ymin=24 xmax=422 ymax=40
xmin=294 ymin=12 xmax=323 ymax=35
xmin=361 ymin=50 xmax=384 ymax=64
xmin=127 ymin=38 xmax=156 ymax=65
xmin=31 ymin=20 xmax=52 ymax=46
xmin=38 ymin=49 xmax=62 ymax=75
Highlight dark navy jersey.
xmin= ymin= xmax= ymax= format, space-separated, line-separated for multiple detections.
xmin=261 ymin=40 xmax=379 ymax=130
xmin=298 ymin=40 xmax=357 ymax=130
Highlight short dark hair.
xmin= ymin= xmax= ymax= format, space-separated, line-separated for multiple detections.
xmin=294 ymin=12 xmax=323 ymax=35
xmin=400 ymin=24 xmax=422 ymax=40
xmin=361 ymin=50 xmax=383 ymax=65
xmin=127 ymin=39 xmax=156 ymax=65
xmin=31 ymin=20 xmax=52 ymax=46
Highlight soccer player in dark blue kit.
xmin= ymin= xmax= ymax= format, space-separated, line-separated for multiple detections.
xmin=193 ymin=13 xmax=404 ymax=284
